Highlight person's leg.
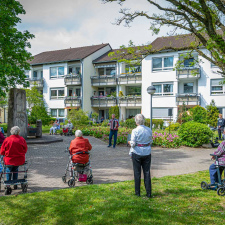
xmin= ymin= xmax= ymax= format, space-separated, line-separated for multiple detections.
xmin=50 ymin=127 xmax=53 ymax=134
xmin=209 ymin=163 xmax=218 ymax=184
xmin=5 ymin=166 xmax=12 ymax=181
xmin=218 ymin=129 xmax=222 ymax=140
xmin=108 ymin=130 xmax=113 ymax=147
xmin=141 ymin=154 xmax=152 ymax=197
xmin=53 ymin=127 xmax=57 ymax=134
xmin=113 ymin=130 xmax=117 ymax=148
xmin=132 ymin=153 xmax=141 ymax=196
xmin=12 ymin=166 xmax=19 ymax=180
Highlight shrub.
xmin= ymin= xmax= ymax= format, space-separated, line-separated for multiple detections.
xmin=101 ymin=120 xmax=109 ymax=127
xmin=177 ymin=103 xmax=192 ymax=124
xmin=189 ymin=105 xmax=207 ymax=124
xmin=124 ymin=118 xmax=136 ymax=128
xmin=206 ymin=100 xmax=220 ymax=127
xmin=145 ymin=119 xmax=164 ymax=129
xmin=0 ymin=123 xmax=7 ymax=133
xmin=165 ymin=123 xmax=181 ymax=131
xmin=109 ymin=106 xmax=119 ymax=119
xmin=178 ymin=121 xmax=213 ymax=147
xmin=68 ymin=109 xmax=89 ymax=126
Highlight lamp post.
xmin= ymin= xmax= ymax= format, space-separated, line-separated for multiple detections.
xmin=147 ymin=86 xmax=156 ymax=130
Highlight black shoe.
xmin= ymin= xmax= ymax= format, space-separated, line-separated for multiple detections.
xmin=113 ymin=146 xmax=116 ymax=148
xmin=135 ymin=192 xmax=140 ymax=197
xmin=14 ymin=185 xmax=17 ymax=190
xmin=107 ymin=145 xmax=111 ymax=147
xmin=146 ymin=193 xmax=152 ymax=198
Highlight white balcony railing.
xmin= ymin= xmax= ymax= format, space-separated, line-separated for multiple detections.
xmin=91 ymin=75 xmax=117 ymax=86
xmin=176 ymin=67 xmax=201 ymax=79
xmin=118 ymin=96 xmax=142 ymax=107
xmin=29 ymin=78 xmax=44 ymax=88
xmin=64 ymin=74 xmax=81 ymax=86
xmin=64 ymin=96 xmax=81 ymax=107
xmin=176 ymin=93 xmax=201 ymax=106
xmin=91 ymin=96 xmax=117 ymax=107
xmin=118 ymin=73 xmax=142 ymax=84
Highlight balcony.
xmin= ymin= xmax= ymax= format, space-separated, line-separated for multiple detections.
xmin=64 ymin=96 xmax=81 ymax=108
xmin=176 ymin=93 xmax=201 ymax=106
xmin=91 ymin=75 xmax=117 ymax=86
xmin=29 ymin=78 xmax=44 ymax=88
xmin=118 ymin=73 xmax=142 ymax=84
xmin=176 ymin=67 xmax=201 ymax=80
xmin=91 ymin=96 xmax=117 ymax=107
xmin=64 ymin=74 xmax=81 ymax=86
xmin=118 ymin=96 xmax=142 ymax=107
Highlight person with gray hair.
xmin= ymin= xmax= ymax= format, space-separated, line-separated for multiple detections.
xmin=69 ymin=130 xmax=92 ymax=165
xmin=0 ymin=126 xmax=27 ymax=190
xmin=128 ymin=114 xmax=153 ymax=198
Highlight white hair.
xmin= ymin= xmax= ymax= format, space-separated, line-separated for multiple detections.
xmin=75 ymin=130 xmax=83 ymax=137
xmin=135 ymin=114 xmax=145 ymax=125
xmin=10 ymin=126 xmax=20 ymax=135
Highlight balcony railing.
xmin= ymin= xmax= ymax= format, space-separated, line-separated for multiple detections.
xmin=176 ymin=93 xmax=201 ymax=106
xmin=118 ymin=73 xmax=142 ymax=84
xmin=91 ymin=96 xmax=117 ymax=107
xmin=29 ymin=78 xmax=44 ymax=88
xmin=91 ymin=75 xmax=117 ymax=86
xmin=64 ymin=74 xmax=81 ymax=86
xmin=64 ymin=96 xmax=81 ymax=107
xmin=118 ymin=96 xmax=142 ymax=107
xmin=176 ymin=67 xmax=201 ymax=79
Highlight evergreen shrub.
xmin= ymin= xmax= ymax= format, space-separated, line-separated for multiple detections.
xmin=178 ymin=121 xmax=213 ymax=147
xmin=165 ymin=123 xmax=181 ymax=131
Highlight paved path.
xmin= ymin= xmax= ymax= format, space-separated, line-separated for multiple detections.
xmin=0 ymin=135 xmax=213 ymax=195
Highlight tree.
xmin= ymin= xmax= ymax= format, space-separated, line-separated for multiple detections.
xmin=206 ymin=99 xmax=219 ymax=127
xmin=177 ymin=102 xmax=192 ymax=124
xmin=103 ymin=0 xmax=225 ymax=76
xmin=68 ymin=109 xmax=89 ymax=127
xmin=0 ymin=0 xmax=34 ymax=97
xmin=25 ymin=86 xmax=43 ymax=109
xmin=109 ymin=106 xmax=119 ymax=119
xmin=189 ymin=105 xmax=207 ymax=124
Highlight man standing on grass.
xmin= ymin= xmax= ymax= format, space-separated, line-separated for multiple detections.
xmin=108 ymin=114 xmax=119 ymax=148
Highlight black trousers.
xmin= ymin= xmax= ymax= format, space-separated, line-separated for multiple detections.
xmin=132 ymin=153 xmax=151 ymax=195
xmin=218 ymin=128 xmax=224 ymax=140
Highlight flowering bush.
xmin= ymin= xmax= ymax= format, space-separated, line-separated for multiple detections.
xmin=152 ymin=132 xmax=182 ymax=148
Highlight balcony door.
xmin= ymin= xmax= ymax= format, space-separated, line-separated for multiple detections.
xmin=184 ymin=83 xmax=194 ymax=93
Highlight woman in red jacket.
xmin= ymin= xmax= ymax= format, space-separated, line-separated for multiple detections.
xmin=0 ymin=126 xmax=27 ymax=182
xmin=69 ymin=130 xmax=92 ymax=164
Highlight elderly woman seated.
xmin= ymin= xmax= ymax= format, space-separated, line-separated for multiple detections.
xmin=0 ymin=126 xmax=27 ymax=187
xmin=69 ymin=130 xmax=92 ymax=177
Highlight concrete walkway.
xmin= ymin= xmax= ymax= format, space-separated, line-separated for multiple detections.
xmin=0 ymin=134 xmax=213 ymax=195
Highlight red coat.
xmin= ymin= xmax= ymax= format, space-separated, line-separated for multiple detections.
xmin=69 ymin=137 xmax=92 ymax=164
xmin=0 ymin=135 xmax=28 ymax=166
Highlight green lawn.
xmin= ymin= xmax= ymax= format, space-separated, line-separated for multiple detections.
xmin=0 ymin=171 xmax=224 ymax=225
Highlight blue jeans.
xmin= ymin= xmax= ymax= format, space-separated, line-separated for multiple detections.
xmin=6 ymin=166 xmax=19 ymax=181
xmin=209 ymin=163 xmax=224 ymax=184
xmin=109 ymin=130 xmax=118 ymax=147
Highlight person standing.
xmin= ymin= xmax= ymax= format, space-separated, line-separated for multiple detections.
xmin=108 ymin=114 xmax=119 ymax=148
xmin=217 ymin=114 xmax=225 ymax=140
xmin=128 ymin=114 xmax=152 ymax=198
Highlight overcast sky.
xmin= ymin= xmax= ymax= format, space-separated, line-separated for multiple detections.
xmin=17 ymin=0 xmax=172 ymax=56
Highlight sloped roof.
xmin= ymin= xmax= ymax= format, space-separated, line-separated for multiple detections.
xmin=29 ymin=43 xmax=111 ymax=65
xmin=93 ymin=50 xmax=118 ymax=63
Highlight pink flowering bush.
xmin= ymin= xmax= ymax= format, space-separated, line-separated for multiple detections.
xmin=152 ymin=132 xmax=181 ymax=148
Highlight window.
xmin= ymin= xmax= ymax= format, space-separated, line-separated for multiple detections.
xmin=50 ymin=66 xmax=64 ymax=78
xmin=126 ymin=109 xmax=141 ymax=119
xmin=211 ymin=79 xmax=225 ymax=95
xmin=152 ymin=57 xmax=173 ymax=71
xmin=41 ymin=71 xmax=43 ymax=79
xmin=126 ymin=86 xmax=141 ymax=95
xmin=33 ymin=71 xmax=37 ymax=79
xmin=106 ymin=87 xmax=116 ymax=96
xmin=98 ymin=67 xmax=116 ymax=76
xmin=153 ymin=83 xmax=173 ymax=96
xmin=153 ymin=108 xmax=173 ymax=118
xmin=51 ymin=109 xmax=65 ymax=117
xmin=68 ymin=66 xmax=81 ymax=75
xmin=50 ymin=88 xmax=65 ymax=99
xmin=125 ymin=65 xmax=141 ymax=73
xmin=184 ymin=83 xmax=194 ymax=93
xmin=184 ymin=58 xmax=194 ymax=67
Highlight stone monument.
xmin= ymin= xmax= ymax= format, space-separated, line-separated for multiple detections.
xmin=7 ymin=88 xmax=28 ymax=139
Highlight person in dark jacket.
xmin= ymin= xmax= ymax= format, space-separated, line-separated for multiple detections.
xmin=218 ymin=114 xmax=225 ymax=140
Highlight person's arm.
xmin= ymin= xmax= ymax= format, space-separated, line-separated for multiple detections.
xmin=0 ymin=139 xmax=6 ymax=156
xmin=129 ymin=130 xmax=137 ymax=148
xmin=23 ymin=139 xmax=28 ymax=154
xmin=86 ymin=140 xmax=92 ymax=151
xmin=214 ymin=141 xmax=225 ymax=157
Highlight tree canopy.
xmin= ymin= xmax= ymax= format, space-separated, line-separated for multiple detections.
xmin=103 ymin=0 xmax=225 ymax=76
xmin=0 ymin=0 xmax=34 ymax=97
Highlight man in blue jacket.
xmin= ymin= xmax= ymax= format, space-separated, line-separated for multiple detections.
xmin=218 ymin=114 xmax=225 ymax=140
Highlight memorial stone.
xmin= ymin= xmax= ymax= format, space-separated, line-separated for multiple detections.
xmin=7 ymin=88 xmax=28 ymax=138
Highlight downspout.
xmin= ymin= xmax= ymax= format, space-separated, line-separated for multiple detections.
xmin=80 ymin=59 xmax=84 ymax=110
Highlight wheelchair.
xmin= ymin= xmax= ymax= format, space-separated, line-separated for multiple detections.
xmin=201 ymin=154 xmax=225 ymax=196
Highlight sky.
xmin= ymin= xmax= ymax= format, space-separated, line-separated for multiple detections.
xmin=17 ymin=0 xmax=172 ymax=56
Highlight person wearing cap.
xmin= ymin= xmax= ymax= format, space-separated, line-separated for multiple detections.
xmin=128 ymin=114 xmax=152 ymax=198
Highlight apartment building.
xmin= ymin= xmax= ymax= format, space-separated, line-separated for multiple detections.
xmin=142 ymin=34 xmax=225 ymax=121
xmin=25 ymin=34 xmax=225 ymax=123
xmin=28 ymin=44 xmax=112 ymax=121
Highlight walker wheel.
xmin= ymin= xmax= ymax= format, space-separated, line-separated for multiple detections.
xmin=62 ymin=176 xmax=66 ymax=183
xmin=217 ymin=187 xmax=225 ymax=196
xmin=86 ymin=176 xmax=93 ymax=185
xmin=201 ymin=181 xmax=208 ymax=190
xmin=22 ymin=184 xmax=28 ymax=193
xmin=5 ymin=187 xmax=12 ymax=195
xmin=68 ymin=179 xmax=75 ymax=187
